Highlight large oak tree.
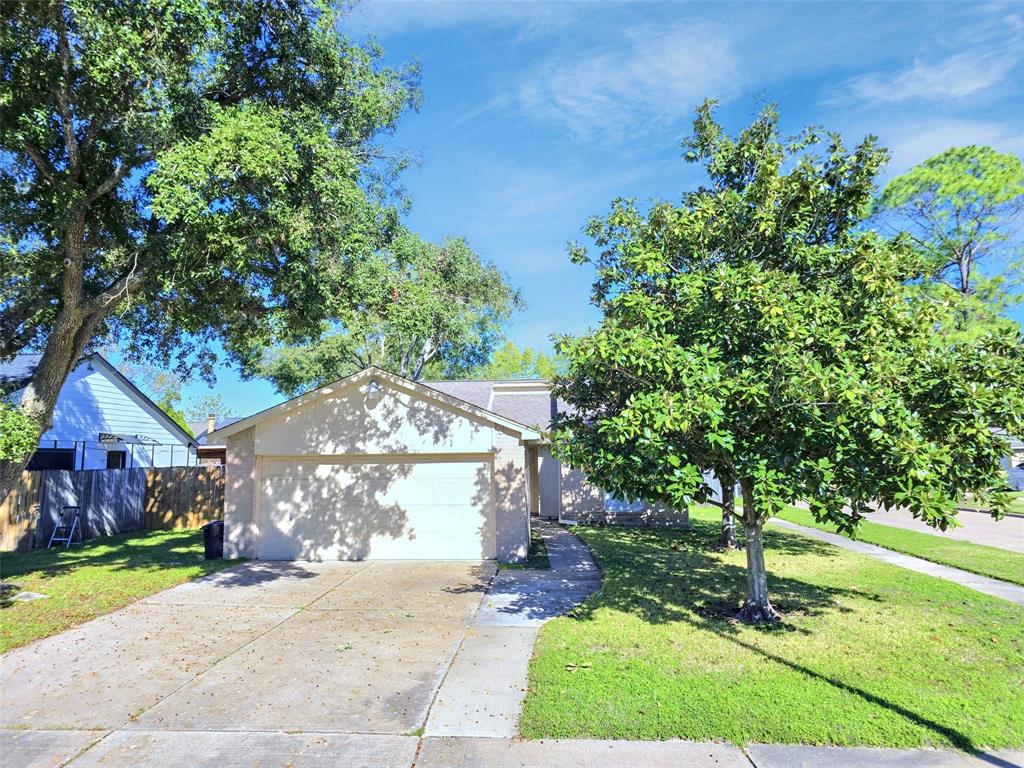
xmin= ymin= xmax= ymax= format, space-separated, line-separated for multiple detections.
xmin=257 ymin=230 xmax=522 ymax=394
xmin=552 ymin=102 xmax=1024 ymax=623
xmin=0 ymin=0 xmax=418 ymax=500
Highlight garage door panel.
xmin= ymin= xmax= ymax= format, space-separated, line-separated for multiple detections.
xmin=259 ymin=457 xmax=494 ymax=561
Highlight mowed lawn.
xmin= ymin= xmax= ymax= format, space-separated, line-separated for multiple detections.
xmin=0 ymin=530 xmax=240 ymax=652
xmin=520 ymin=507 xmax=1024 ymax=749
xmin=774 ymin=506 xmax=1024 ymax=586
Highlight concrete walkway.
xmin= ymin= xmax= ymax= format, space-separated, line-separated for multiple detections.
xmin=424 ymin=519 xmax=602 ymax=737
xmin=770 ymin=519 xmax=1024 ymax=605
xmin=5 ymin=523 xmax=1022 ymax=767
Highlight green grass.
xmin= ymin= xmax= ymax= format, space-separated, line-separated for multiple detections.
xmin=0 ymin=530 xmax=241 ymax=652
xmin=500 ymin=524 xmax=551 ymax=570
xmin=774 ymin=507 xmax=1024 ymax=587
xmin=520 ymin=506 xmax=1024 ymax=750
xmin=960 ymin=491 xmax=1024 ymax=516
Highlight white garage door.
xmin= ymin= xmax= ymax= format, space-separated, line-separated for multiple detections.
xmin=258 ymin=456 xmax=494 ymax=560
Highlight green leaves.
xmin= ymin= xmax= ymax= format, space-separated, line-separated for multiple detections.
xmin=876 ymin=146 xmax=1024 ymax=332
xmin=257 ymin=231 xmax=522 ymax=394
xmin=553 ymin=100 xmax=1024 ymax=540
xmin=1 ymin=0 xmax=420 ymax=378
xmin=0 ymin=402 xmax=37 ymax=462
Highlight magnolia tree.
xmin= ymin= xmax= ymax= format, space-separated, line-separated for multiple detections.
xmin=0 ymin=0 xmax=418 ymax=501
xmin=551 ymin=102 xmax=1024 ymax=623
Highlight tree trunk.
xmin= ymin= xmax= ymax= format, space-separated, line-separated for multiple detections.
xmin=0 ymin=306 xmax=99 ymax=504
xmin=735 ymin=479 xmax=781 ymax=624
xmin=718 ymin=478 xmax=738 ymax=549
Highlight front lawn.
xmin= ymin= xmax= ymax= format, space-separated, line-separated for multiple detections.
xmin=520 ymin=506 xmax=1024 ymax=750
xmin=960 ymin=491 xmax=1024 ymax=516
xmin=774 ymin=506 xmax=1024 ymax=586
xmin=0 ymin=529 xmax=241 ymax=652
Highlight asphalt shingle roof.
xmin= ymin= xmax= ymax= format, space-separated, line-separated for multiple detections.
xmin=422 ymin=379 xmax=561 ymax=430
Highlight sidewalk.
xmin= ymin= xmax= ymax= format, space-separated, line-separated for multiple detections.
xmin=424 ymin=519 xmax=602 ymax=738
xmin=770 ymin=519 xmax=1024 ymax=605
xmin=417 ymin=737 xmax=1023 ymax=767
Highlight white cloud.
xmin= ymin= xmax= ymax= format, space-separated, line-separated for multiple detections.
xmin=832 ymin=13 xmax=1023 ymax=106
xmin=879 ymin=118 xmax=1024 ymax=178
xmin=516 ymin=21 xmax=742 ymax=142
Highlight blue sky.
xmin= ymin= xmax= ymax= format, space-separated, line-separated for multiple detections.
xmin=178 ymin=0 xmax=1024 ymax=415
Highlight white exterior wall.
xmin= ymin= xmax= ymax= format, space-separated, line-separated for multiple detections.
xmin=538 ymin=447 xmax=561 ymax=519
xmin=27 ymin=360 xmax=195 ymax=468
xmin=223 ymin=378 xmax=530 ymax=562
xmin=254 ymin=385 xmax=495 ymax=456
xmin=493 ymin=431 xmax=529 ymax=562
xmin=224 ymin=427 xmax=258 ymax=559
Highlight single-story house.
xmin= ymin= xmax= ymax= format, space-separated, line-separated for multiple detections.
xmin=0 ymin=353 xmax=199 ymax=470
xmin=1002 ymin=433 xmax=1024 ymax=491
xmin=189 ymin=414 xmax=244 ymax=466
xmin=209 ymin=366 xmax=687 ymax=562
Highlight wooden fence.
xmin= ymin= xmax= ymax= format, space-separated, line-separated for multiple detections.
xmin=0 ymin=465 xmax=224 ymax=552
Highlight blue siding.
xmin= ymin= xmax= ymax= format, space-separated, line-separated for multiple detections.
xmin=20 ymin=360 xmax=196 ymax=469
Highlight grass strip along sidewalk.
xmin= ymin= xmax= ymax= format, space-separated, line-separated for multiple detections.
xmin=0 ymin=529 xmax=240 ymax=652
xmin=773 ymin=507 xmax=1024 ymax=587
xmin=521 ymin=506 xmax=1024 ymax=750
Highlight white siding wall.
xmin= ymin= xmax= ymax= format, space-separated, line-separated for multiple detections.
xmin=32 ymin=361 xmax=195 ymax=468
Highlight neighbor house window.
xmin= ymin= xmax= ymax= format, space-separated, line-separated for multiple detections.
xmin=603 ymin=493 xmax=647 ymax=513
xmin=106 ymin=450 xmax=127 ymax=469
xmin=26 ymin=448 xmax=75 ymax=471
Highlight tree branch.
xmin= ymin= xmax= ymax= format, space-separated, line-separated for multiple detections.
xmin=52 ymin=2 xmax=80 ymax=173
xmin=87 ymin=161 xmax=128 ymax=203
xmin=24 ymin=143 xmax=56 ymax=183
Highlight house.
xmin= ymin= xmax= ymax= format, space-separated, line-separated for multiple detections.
xmin=209 ymin=366 xmax=686 ymax=563
xmin=0 ymin=353 xmax=199 ymax=470
xmin=189 ymin=414 xmax=244 ymax=466
xmin=1003 ymin=433 xmax=1024 ymax=491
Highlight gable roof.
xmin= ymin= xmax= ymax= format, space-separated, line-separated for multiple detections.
xmin=194 ymin=416 xmax=244 ymax=445
xmin=209 ymin=366 xmax=545 ymax=443
xmin=424 ymin=379 xmax=566 ymax=430
xmin=2 ymin=352 xmax=198 ymax=448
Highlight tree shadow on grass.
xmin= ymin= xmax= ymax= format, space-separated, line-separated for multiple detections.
xmin=569 ymin=519 xmax=876 ymax=634
xmin=565 ymin=518 xmax=1001 ymax=755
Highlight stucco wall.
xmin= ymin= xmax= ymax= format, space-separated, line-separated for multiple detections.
xmin=224 ymin=426 xmax=257 ymax=558
xmin=558 ymin=465 xmax=690 ymax=526
xmin=224 ymin=379 xmax=532 ymax=562
xmin=255 ymin=385 xmax=494 ymax=456
xmin=538 ymin=448 xmax=561 ymax=519
xmin=493 ymin=431 xmax=529 ymax=562
xmin=558 ymin=465 xmax=604 ymax=522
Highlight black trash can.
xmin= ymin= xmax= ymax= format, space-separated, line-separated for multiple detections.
xmin=202 ymin=520 xmax=224 ymax=560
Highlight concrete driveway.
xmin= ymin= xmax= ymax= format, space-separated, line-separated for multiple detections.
xmin=0 ymin=559 xmax=494 ymax=767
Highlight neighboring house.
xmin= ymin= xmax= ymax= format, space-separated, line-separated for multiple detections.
xmin=1003 ymin=433 xmax=1024 ymax=491
xmin=0 ymin=353 xmax=199 ymax=470
xmin=210 ymin=366 xmax=685 ymax=563
xmin=189 ymin=414 xmax=244 ymax=466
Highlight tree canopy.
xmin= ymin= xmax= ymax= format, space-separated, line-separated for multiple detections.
xmin=472 ymin=341 xmax=562 ymax=380
xmin=552 ymin=101 xmax=1024 ymax=622
xmin=257 ymin=230 xmax=522 ymax=395
xmin=0 ymin=0 xmax=419 ymax=500
xmin=876 ymin=146 xmax=1024 ymax=331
